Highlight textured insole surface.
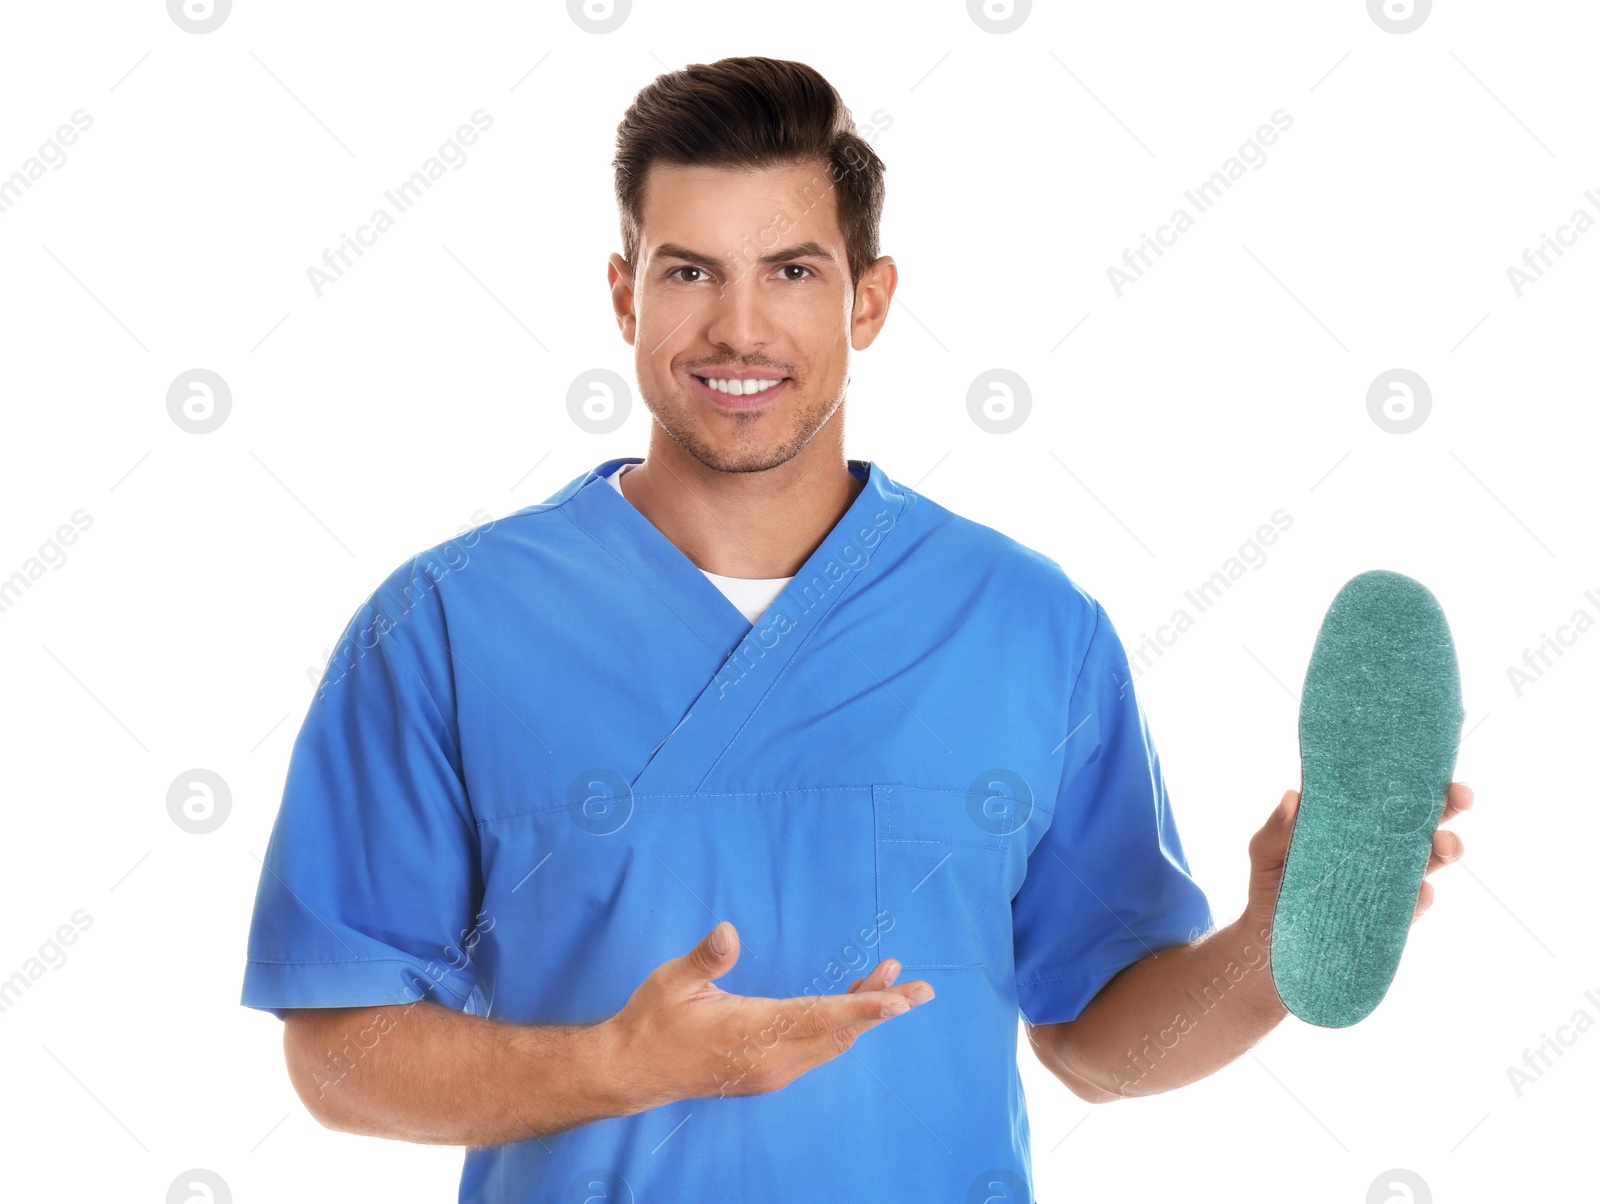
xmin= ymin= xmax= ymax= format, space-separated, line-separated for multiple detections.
xmin=1272 ymin=569 xmax=1463 ymax=1028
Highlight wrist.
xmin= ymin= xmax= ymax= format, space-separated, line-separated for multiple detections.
xmin=594 ymin=1014 xmax=661 ymax=1118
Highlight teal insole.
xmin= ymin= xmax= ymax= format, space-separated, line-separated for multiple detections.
xmin=1271 ymin=569 xmax=1463 ymax=1028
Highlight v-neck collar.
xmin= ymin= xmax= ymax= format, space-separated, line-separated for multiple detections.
xmin=560 ymin=456 xmax=913 ymax=793
xmin=562 ymin=453 xmax=906 ymax=660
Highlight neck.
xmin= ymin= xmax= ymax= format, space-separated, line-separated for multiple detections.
xmin=620 ymin=439 xmax=864 ymax=579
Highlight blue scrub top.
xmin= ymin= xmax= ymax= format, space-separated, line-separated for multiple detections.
xmin=241 ymin=457 xmax=1213 ymax=1201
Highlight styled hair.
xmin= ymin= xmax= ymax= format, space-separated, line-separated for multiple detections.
xmin=612 ymin=56 xmax=886 ymax=292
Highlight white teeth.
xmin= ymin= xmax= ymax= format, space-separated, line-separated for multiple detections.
xmin=700 ymin=377 xmax=778 ymax=396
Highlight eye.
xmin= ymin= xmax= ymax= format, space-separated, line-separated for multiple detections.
xmin=667 ymin=265 xmax=709 ymax=283
xmin=778 ymin=264 xmax=815 ymax=281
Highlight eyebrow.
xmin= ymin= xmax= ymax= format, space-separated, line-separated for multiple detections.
xmin=651 ymin=240 xmax=837 ymax=270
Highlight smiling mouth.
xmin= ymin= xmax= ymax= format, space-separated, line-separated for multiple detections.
xmin=691 ymin=373 xmax=788 ymax=399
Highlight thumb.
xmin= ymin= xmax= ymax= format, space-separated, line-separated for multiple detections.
xmin=680 ymin=920 xmax=739 ymax=982
xmin=1245 ymin=791 xmax=1301 ymax=930
xmin=1248 ymin=790 xmax=1299 ymax=858
xmin=1250 ymin=790 xmax=1300 ymax=871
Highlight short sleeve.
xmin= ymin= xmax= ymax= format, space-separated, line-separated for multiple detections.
xmin=241 ymin=567 xmax=483 ymax=1021
xmin=1011 ymin=600 xmax=1214 ymax=1025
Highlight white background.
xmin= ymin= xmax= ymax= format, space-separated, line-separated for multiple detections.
xmin=0 ymin=1 xmax=1593 ymax=1201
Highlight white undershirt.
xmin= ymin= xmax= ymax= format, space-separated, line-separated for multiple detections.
xmin=609 ymin=463 xmax=794 ymax=624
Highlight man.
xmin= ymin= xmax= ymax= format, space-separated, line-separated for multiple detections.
xmin=241 ymin=56 xmax=1471 ymax=1199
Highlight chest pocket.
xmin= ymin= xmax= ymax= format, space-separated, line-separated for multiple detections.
xmin=872 ymin=783 xmax=1039 ymax=973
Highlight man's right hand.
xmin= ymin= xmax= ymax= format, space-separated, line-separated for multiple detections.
xmin=603 ymin=920 xmax=935 ymax=1110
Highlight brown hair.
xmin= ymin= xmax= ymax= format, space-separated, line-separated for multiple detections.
xmin=613 ymin=56 xmax=886 ymax=293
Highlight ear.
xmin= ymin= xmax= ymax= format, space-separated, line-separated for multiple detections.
xmin=607 ymin=252 xmax=637 ymax=346
xmin=850 ymin=255 xmax=898 ymax=351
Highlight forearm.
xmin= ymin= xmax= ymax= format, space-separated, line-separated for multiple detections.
xmin=1027 ymin=914 xmax=1285 ymax=1103
xmin=284 ymin=1000 xmax=642 ymax=1146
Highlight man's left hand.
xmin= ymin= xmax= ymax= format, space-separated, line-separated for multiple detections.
xmin=1245 ymin=779 xmax=1475 ymax=937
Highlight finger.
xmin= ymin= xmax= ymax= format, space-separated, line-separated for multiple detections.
xmin=774 ymin=982 xmax=936 ymax=1079
xmin=1411 ymin=877 xmax=1434 ymax=923
xmin=1426 ymin=829 xmax=1464 ymax=875
xmin=734 ymin=974 xmax=930 ymax=1086
xmin=844 ymin=959 xmax=900 ymax=995
xmin=797 ymin=981 xmax=934 ymax=1034
xmin=1440 ymin=781 xmax=1474 ymax=823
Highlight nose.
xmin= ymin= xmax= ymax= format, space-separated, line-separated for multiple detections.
xmin=702 ymin=271 xmax=777 ymax=357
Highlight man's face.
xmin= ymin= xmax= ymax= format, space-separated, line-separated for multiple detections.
xmin=608 ymin=159 xmax=893 ymax=474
